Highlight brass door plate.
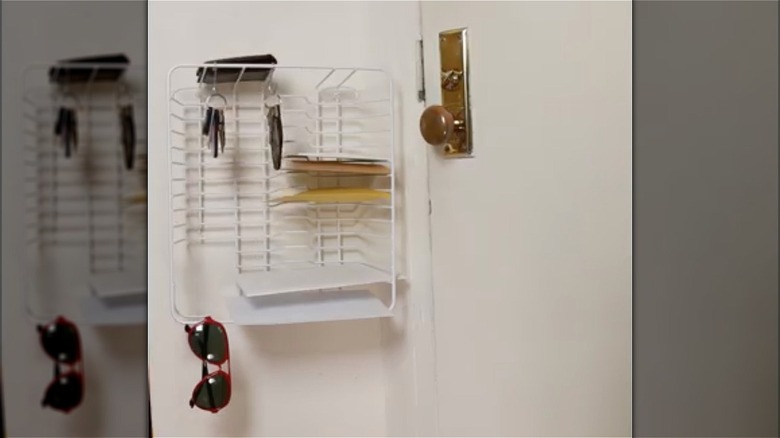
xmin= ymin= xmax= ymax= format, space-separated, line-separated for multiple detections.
xmin=439 ymin=28 xmax=472 ymax=158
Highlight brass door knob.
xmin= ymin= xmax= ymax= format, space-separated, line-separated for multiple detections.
xmin=422 ymin=28 xmax=473 ymax=158
xmin=420 ymin=105 xmax=455 ymax=146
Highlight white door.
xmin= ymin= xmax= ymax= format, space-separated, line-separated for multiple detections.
xmin=420 ymin=2 xmax=632 ymax=436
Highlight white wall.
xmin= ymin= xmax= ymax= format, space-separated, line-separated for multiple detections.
xmin=1 ymin=2 xmax=148 ymax=437
xmin=147 ymin=2 xmax=436 ymax=436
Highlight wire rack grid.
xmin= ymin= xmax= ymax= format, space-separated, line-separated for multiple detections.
xmin=167 ymin=63 xmax=397 ymax=325
xmin=22 ymin=63 xmax=147 ymax=325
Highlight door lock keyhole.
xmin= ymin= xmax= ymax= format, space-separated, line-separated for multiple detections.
xmin=441 ymin=70 xmax=462 ymax=91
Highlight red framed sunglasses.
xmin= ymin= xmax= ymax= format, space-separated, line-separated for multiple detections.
xmin=184 ymin=316 xmax=231 ymax=413
xmin=36 ymin=315 xmax=84 ymax=413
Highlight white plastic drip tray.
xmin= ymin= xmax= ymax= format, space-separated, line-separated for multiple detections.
xmin=236 ymin=264 xmax=392 ymax=298
xmin=228 ymin=289 xmax=392 ymax=325
xmin=90 ymin=272 xmax=146 ymax=298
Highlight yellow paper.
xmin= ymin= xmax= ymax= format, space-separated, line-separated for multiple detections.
xmin=279 ymin=188 xmax=390 ymax=203
xmin=125 ymin=192 xmax=147 ymax=205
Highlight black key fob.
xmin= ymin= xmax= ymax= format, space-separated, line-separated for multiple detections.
xmin=202 ymin=107 xmax=213 ymax=136
xmin=121 ymin=105 xmax=136 ymax=170
xmin=70 ymin=109 xmax=78 ymax=154
xmin=267 ymin=105 xmax=283 ymax=170
xmin=209 ymin=112 xmax=218 ymax=158
xmin=55 ymin=107 xmax=66 ymax=136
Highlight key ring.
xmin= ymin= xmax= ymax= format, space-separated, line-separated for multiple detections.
xmin=204 ymin=91 xmax=228 ymax=109
xmin=115 ymin=82 xmax=134 ymax=109
xmin=59 ymin=88 xmax=80 ymax=110
xmin=263 ymin=72 xmax=279 ymax=108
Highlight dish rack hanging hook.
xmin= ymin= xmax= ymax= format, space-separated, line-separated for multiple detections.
xmin=205 ymin=75 xmax=227 ymax=108
xmin=198 ymin=64 xmax=228 ymax=108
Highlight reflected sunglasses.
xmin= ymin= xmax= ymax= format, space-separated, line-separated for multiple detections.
xmin=185 ymin=316 xmax=231 ymax=413
xmin=37 ymin=316 xmax=84 ymax=413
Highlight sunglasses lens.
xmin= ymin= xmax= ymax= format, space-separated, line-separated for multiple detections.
xmin=193 ymin=372 xmax=230 ymax=411
xmin=188 ymin=322 xmax=227 ymax=364
xmin=40 ymin=321 xmax=80 ymax=363
xmin=43 ymin=373 xmax=82 ymax=412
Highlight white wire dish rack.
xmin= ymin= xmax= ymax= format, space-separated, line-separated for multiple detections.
xmin=23 ymin=63 xmax=147 ymax=326
xmin=168 ymin=64 xmax=397 ymax=325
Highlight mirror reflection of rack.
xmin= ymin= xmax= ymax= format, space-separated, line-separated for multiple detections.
xmin=23 ymin=61 xmax=147 ymax=326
